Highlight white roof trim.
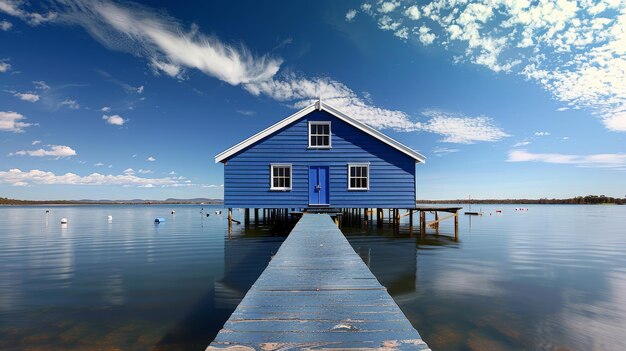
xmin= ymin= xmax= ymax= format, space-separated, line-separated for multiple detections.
xmin=215 ymin=101 xmax=426 ymax=163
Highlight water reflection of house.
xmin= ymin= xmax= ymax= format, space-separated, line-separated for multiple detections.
xmin=351 ymin=237 xmax=417 ymax=297
xmin=214 ymin=228 xmax=287 ymax=308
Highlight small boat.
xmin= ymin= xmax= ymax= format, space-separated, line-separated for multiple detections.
xmin=464 ymin=195 xmax=483 ymax=216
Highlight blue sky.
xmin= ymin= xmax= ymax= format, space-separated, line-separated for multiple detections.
xmin=0 ymin=0 xmax=624 ymax=200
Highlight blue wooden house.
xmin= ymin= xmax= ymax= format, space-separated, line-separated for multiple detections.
xmin=215 ymin=100 xmax=425 ymax=211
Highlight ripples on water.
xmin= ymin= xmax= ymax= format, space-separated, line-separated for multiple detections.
xmin=1 ymin=204 xmax=625 ymax=350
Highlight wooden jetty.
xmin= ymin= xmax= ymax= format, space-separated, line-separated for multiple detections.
xmin=208 ymin=214 xmax=431 ymax=350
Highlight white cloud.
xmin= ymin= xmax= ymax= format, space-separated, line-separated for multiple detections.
xmin=136 ymin=85 xmax=144 ymax=93
xmin=33 ymin=80 xmax=50 ymax=90
xmin=507 ymin=150 xmax=626 ymax=170
xmin=379 ymin=1 xmax=399 ymax=14
xmin=418 ymin=25 xmax=436 ymax=45
xmin=168 ymin=170 xmax=176 ymax=175
xmin=201 ymin=184 xmax=223 ymax=188
xmin=0 ymin=19 xmax=12 ymax=30
xmin=94 ymin=162 xmax=104 ymax=166
xmin=0 ymin=168 xmax=186 ymax=187
xmin=557 ymin=107 xmax=569 ymax=112
xmin=52 ymin=0 xmax=282 ymax=86
xmin=421 ymin=110 xmax=510 ymax=144
xmin=345 ymin=9 xmax=357 ymax=22
xmin=60 ymin=99 xmax=79 ymax=109
xmin=534 ymin=131 xmax=551 ymax=136
xmin=146 ymin=156 xmax=155 ymax=162
xmin=353 ymin=1 xmax=626 ymax=132
xmin=244 ymin=73 xmax=420 ymax=131
xmin=101 ymin=106 xmax=111 ymax=112
xmin=123 ymin=168 xmax=134 ymax=174
xmin=32 ymin=140 xmax=41 ymax=145
xmin=404 ymin=5 xmax=420 ymax=20
xmin=0 ymin=111 xmax=35 ymax=133
xmin=0 ymin=60 xmax=10 ymax=73
xmin=137 ymin=168 xmax=152 ymax=174
xmin=236 ymin=109 xmax=256 ymax=116
xmin=0 ymin=0 xmax=57 ymax=25
xmin=432 ymin=146 xmax=460 ymax=156
xmin=513 ymin=140 xmax=531 ymax=147
xmin=102 ymin=114 xmax=126 ymax=126
xmin=14 ymin=92 xmax=40 ymax=102
xmin=10 ymin=144 xmax=77 ymax=157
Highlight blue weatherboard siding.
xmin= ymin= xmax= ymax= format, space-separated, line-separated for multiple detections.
xmin=223 ymin=110 xmax=417 ymax=208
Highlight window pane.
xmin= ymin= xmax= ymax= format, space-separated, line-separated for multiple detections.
xmin=323 ymin=136 xmax=329 ymax=145
xmin=350 ymin=178 xmax=356 ymax=188
xmin=350 ymin=167 xmax=355 ymax=177
xmin=284 ymin=178 xmax=290 ymax=187
xmin=322 ymin=125 xmax=329 ymax=134
xmin=363 ymin=177 xmax=367 ymax=188
xmin=311 ymin=136 xmax=317 ymax=146
xmin=273 ymin=178 xmax=279 ymax=187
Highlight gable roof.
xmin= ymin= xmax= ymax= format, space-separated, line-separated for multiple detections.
xmin=215 ymin=100 xmax=426 ymax=163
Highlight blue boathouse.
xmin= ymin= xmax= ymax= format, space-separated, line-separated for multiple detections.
xmin=215 ymin=100 xmax=425 ymax=211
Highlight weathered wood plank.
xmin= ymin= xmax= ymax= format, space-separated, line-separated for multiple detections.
xmin=207 ymin=214 xmax=430 ymax=350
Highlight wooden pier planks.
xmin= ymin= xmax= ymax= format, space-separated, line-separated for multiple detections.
xmin=207 ymin=214 xmax=430 ymax=351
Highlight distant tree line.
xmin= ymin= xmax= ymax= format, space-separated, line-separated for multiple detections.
xmin=418 ymin=195 xmax=625 ymax=205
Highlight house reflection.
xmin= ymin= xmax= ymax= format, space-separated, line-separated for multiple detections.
xmin=153 ymin=221 xmax=292 ymax=351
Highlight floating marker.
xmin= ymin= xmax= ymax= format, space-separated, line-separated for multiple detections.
xmin=154 ymin=217 xmax=166 ymax=223
xmin=171 ymin=210 xmax=176 ymax=214
xmin=45 ymin=209 xmax=50 ymax=214
xmin=107 ymin=215 xmax=113 ymax=221
xmin=215 ymin=210 xmax=222 ymax=215
xmin=60 ymin=218 xmax=68 ymax=224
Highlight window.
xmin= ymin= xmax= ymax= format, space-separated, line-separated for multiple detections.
xmin=348 ymin=164 xmax=369 ymax=190
xmin=309 ymin=121 xmax=331 ymax=148
xmin=270 ymin=164 xmax=292 ymax=190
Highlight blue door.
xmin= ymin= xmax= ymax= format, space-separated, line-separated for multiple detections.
xmin=309 ymin=166 xmax=329 ymax=206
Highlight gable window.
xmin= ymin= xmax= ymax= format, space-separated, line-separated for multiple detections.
xmin=309 ymin=121 xmax=331 ymax=148
xmin=348 ymin=164 xmax=369 ymax=190
xmin=270 ymin=164 xmax=292 ymax=191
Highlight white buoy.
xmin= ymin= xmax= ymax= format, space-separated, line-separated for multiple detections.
xmin=215 ymin=210 xmax=222 ymax=215
xmin=60 ymin=218 xmax=68 ymax=224
xmin=107 ymin=215 xmax=113 ymax=221
xmin=171 ymin=210 xmax=176 ymax=214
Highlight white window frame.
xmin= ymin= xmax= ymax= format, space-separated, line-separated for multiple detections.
xmin=347 ymin=163 xmax=369 ymax=191
xmin=270 ymin=163 xmax=292 ymax=191
xmin=308 ymin=121 xmax=332 ymax=149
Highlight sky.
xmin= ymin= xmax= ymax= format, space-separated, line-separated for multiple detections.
xmin=0 ymin=0 xmax=624 ymax=200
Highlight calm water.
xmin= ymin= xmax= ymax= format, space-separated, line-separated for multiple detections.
xmin=1 ymin=204 xmax=625 ymax=350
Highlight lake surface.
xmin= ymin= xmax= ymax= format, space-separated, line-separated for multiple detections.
xmin=1 ymin=204 xmax=625 ymax=350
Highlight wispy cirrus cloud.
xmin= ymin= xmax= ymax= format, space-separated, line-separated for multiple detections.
xmin=420 ymin=110 xmax=509 ymax=144
xmin=4 ymin=0 xmax=509 ymax=145
xmin=9 ymin=144 xmax=77 ymax=157
xmin=0 ymin=0 xmax=57 ymax=25
xmin=0 ymin=111 xmax=36 ymax=133
xmin=352 ymin=1 xmax=626 ymax=132
xmin=49 ymin=0 xmax=282 ymax=84
xmin=508 ymin=150 xmax=626 ymax=170
xmin=0 ymin=168 xmax=188 ymax=187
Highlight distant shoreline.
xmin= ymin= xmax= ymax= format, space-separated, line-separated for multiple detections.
xmin=418 ymin=195 xmax=624 ymax=205
xmin=2 ymin=195 xmax=623 ymax=205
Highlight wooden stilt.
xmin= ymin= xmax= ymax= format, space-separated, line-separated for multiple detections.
xmin=228 ymin=208 xmax=233 ymax=234
xmin=454 ymin=211 xmax=459 ymax=240
xmin=254 ymin=208 xmax=259 ymax=226
xmin=244 ymin=208 xmax=250 ymax=227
